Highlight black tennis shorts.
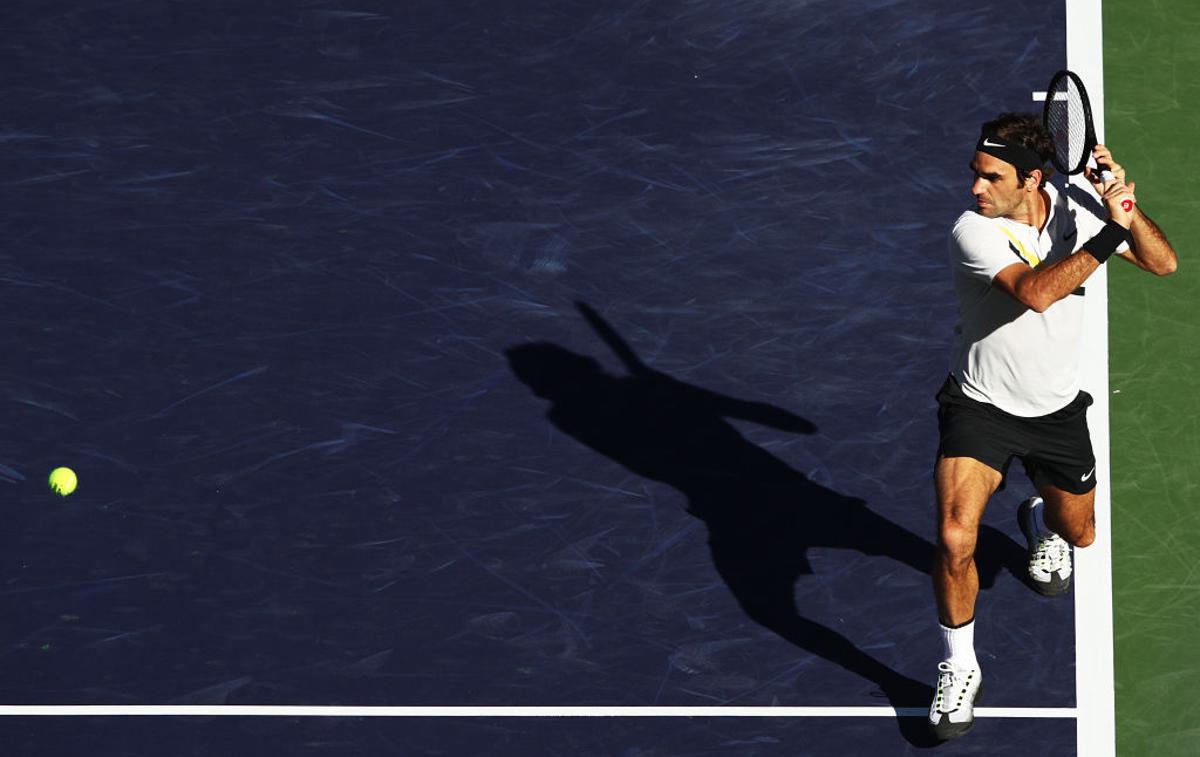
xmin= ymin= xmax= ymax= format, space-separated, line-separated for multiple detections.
xmin=936 ymin=375 xmax=1097 ymax=495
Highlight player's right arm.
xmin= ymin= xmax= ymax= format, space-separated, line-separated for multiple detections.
xmin=985 ymin=182 xmax=1137 ymax=312
xmin=950 ymin=214 xmax=1093 ymax=314
xmin=990 ymin=253 xmax=1099 ymax=313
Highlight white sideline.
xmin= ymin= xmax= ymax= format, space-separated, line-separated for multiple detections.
xmin=1066 ymin=0 xmax=1118 ymax=755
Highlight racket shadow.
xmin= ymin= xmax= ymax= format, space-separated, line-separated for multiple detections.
xmin=506 ymin=303 xmax=939 ymax=744
xmin=1064 ymin=181 xmax=1107 ymax=218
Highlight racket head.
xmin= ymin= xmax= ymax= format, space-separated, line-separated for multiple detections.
xmin=1042 ymin=70 xmax=1098 ymax=175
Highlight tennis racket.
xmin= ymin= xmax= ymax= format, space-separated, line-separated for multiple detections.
xmin=1042 ymin=69 xmax=1133 ymax=211
xmin=576 ymin=302 xmax=650 ymax=377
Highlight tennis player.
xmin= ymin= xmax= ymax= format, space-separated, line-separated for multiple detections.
xmin=927 ymin=113 xmax=1178 ymax=740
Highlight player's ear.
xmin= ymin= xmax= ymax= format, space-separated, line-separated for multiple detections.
xmin=1025 ymin=168 xmax=1042 ymax=191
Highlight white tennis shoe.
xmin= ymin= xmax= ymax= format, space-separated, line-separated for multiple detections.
xmin=928 ymin=661 xmax=983 ymax=741
xmin=1018 ymin=496 xmax=1072 ymax=596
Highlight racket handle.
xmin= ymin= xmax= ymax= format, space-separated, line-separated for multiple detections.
xmin=1099 ymin=169 xmax=1134 ymax=212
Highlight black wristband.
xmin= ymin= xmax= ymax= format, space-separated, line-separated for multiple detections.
xmin=1082 ymin=220 xmax=1132 ymax=264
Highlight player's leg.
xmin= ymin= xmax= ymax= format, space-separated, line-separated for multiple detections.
xmin=929 ymin=454 xmax=999 ymax=741
xmin=928 ymin=375 xmax=1016 ymax=741
xmin=1017 ymin=389 xmax=1097 ymax=596
xmin=1014 ymin=482 xmax=1095 ymax=598
xmin=1037 ymin=483 xmax=1096 ymax=548
xmin=931 ymin=376 xmax=1012 ymax=625
xmin=934 ymin=455 xmax=1002 ymax=626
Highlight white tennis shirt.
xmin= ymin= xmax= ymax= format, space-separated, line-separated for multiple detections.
xmin=947 ymin=182 xmax=1125 ymax=417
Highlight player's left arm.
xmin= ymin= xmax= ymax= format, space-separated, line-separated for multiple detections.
xmin=1121 ymin=206 xmax=1177 ymax=275
xmin=1085 ymin=145 xmax=1178 ymax=276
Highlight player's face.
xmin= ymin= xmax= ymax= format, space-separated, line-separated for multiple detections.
xmin=969 ymin=152 xmax=1023 ymax=219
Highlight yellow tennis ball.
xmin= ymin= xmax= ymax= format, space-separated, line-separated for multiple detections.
xmin=48 ymin=467 xmax=78 ymax=497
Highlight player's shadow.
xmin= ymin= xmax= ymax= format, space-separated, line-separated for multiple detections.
xmin=978 ymin=524 xmax=1041 ymax=593
xmin=506 ymin=302 xmax=1006 ymax=747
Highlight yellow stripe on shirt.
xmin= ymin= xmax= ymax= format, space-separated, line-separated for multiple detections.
xmin=998 ymin=226 xmax=1041 ymax=267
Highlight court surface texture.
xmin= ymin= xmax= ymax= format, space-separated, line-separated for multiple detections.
xmin=3 ymin=0 xmax=1195 ymax=754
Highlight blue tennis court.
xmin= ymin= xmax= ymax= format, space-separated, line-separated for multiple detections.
xmin=3 ymin=0 xmax=1100 ymax=753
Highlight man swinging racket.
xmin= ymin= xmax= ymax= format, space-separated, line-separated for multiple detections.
xmin=927 ymin=111 xmax=1178 ymax=741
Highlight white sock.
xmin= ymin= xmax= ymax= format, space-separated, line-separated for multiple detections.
xmin=940 ymin=620 xmax=979 ymax=670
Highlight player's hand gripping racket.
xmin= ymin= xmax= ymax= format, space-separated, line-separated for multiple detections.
xmin=1042 ymin=70 xmax=1133 ymax=211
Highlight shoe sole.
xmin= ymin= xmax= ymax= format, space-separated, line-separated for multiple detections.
xmin=1029 ymin=574 xmax=1071 ymax=597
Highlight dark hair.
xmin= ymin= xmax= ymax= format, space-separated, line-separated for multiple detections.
xmin=980 ymin=112 xmax=1056 ymax=187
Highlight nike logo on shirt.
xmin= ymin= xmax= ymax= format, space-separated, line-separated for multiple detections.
xmin=1063 ymin=228 xmax=1078 ymax=242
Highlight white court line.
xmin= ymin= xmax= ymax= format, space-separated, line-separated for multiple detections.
xmin=1065 ymin=1 xmax=1118 ymax=756
xmin=0 ymin=705 xmax=1076 ymax=719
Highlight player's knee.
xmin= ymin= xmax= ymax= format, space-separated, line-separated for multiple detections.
xmin=937 ymin=518 xmax=978 ymax=568
xmin=1066 ymin=522 xmax=1096 ymax=549
xmin=1048 ymin=509 xmax=1096 ymax=548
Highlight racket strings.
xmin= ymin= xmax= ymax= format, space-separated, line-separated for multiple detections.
xmin=1045 ymin=78 xmax=1089 ymax=174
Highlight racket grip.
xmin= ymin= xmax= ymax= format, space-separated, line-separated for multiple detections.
xmin=1099 ymin=169 xmax=1134 ymax=211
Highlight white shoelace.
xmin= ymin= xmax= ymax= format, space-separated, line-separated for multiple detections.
xmin=934 ymin=661 xmax=977 ymax=712
xmin=1033 ymin=533 xmax=1070 ymax=572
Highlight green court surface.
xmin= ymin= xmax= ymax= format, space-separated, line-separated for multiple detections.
xmin=1106 ymin=2 xmax=1200 ymax=754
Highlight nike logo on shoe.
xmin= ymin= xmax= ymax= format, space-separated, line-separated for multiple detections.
xmin=1081 ymin=467 xmax=1095 ymax=482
